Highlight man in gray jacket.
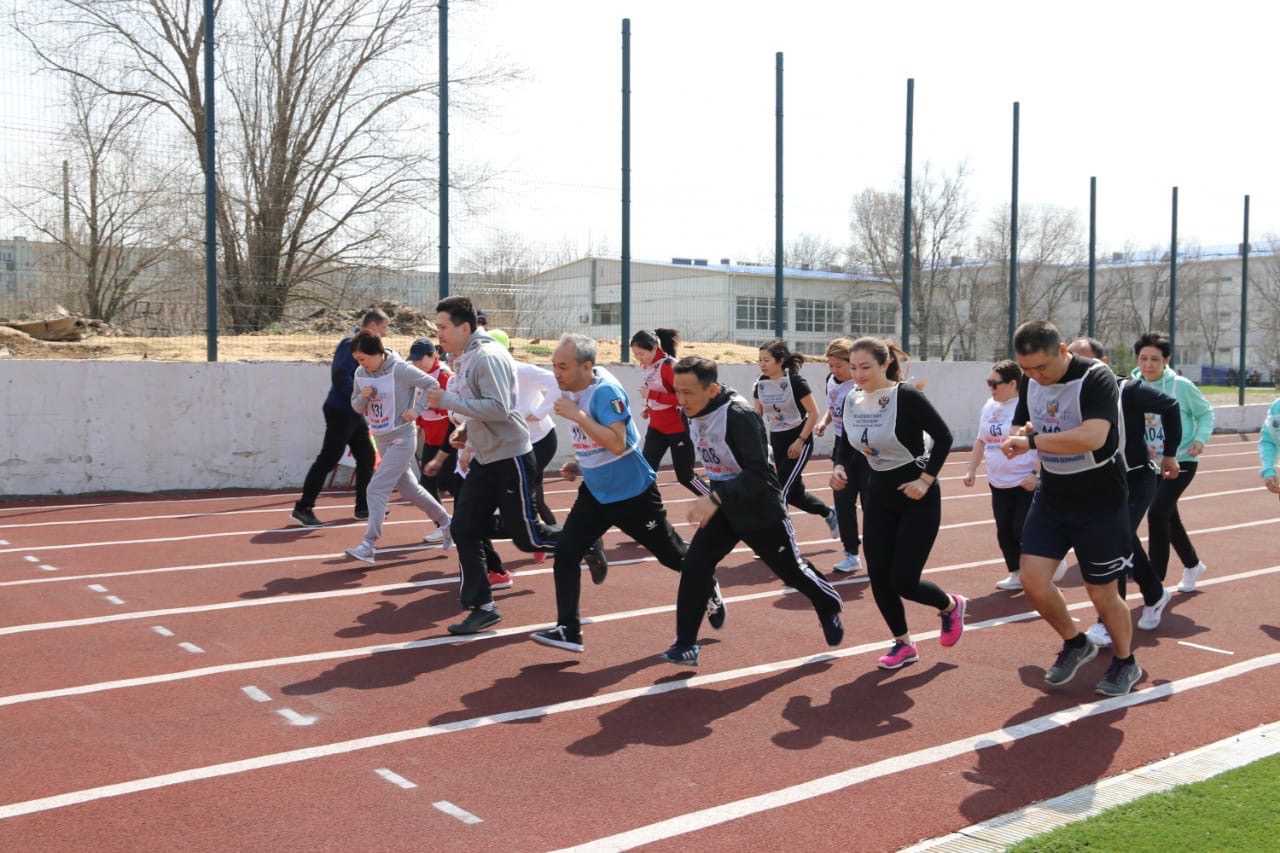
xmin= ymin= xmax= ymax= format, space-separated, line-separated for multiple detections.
xmin=426 ymin=296 xmax=605 ymax=633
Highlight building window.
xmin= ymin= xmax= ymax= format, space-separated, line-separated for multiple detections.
xmin=849 ymin=301 xmax=898 ymax=336
xmin=592 ymin=302 xmax=620 ymax=325
xmin=736 ymin=296 xmax=784 ymax=331
xmin=795 ymin=298 xmax=844 ymax=333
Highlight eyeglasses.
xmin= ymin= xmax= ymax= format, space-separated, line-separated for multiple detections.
xmin=986 ymin=379 xmax=1008 ymax=388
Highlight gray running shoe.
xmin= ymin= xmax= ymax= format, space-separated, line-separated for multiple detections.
xmin=1095 ymin=658 xmax=1144 ymax=697
xmin=1044 ymin=636 xmax=1098 ymax=686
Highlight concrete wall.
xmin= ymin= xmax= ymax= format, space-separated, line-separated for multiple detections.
xmin=1 ymin=360 xmax=1270 ymax=497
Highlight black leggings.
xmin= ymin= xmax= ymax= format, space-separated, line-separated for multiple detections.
xmin=990 ymin=485 xmax=1033 ymax=575
xmin=1147 ymin=461 xmax=1201 ymax=582
xmin=297 ymin=405 xmax=375 ymax=513
xmin=531 ymin=429 xmax=558 ymax=525
xmin=642 ymin=427 xmax=709 ymax=496
xmin=769 ymin=424 xmax=830 ymax=517
xmin=863 ymin=480 xmax=950 ymax=638
xmin=833 ymin=449 xmax=867 ymax=553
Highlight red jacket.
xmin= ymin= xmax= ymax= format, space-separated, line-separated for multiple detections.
xmin=641 ymin=349 xmax=685 ymax=434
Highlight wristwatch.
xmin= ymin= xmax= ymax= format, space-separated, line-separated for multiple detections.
xmin=1027 ymin=433 xmax=1037 ymax=450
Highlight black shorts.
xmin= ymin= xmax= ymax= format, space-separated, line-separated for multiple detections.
xmin=1021 ymin=493 xmax=1133 ymax=585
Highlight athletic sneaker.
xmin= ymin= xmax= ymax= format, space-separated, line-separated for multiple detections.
xmin=825 ymin=510 xmax=839 ymax=538
xmin=833 ymin=552 xmax=862 ymax=573
xmin=291 ymin=508 xmax=323 ymax=528
xmin=1084 ymin=621 xmax=1113 ymax=647
xmin=354 ymin=508 xmax=391 ymax=521
xmin=1044 ymin=636 xmax=1099 ymax=686
xmin=532 ymin=551 xmax=547 ymax=564
xmin=1178 ymin=561 xmax=1208 ymax=593
xmin=448 ymin=606 xmax=502 ymax=635
xmin=1095 ymin=658 xmax=1144 ymax=697
xmin=877 ymin=640 xmax=919 ymax=670
xmin=1137 ymin=587 xmax=1173 ymax=630
xmin=1053 ymin=559 xmax=1070 ymax=583
xmin=584 ymin=539 xmax=609 ymax=585
xmin=531 ymin=625 xmax=583 ymax=653
xmin=659 ymin=642 xmax=700 ymax=666
xmin=938 ymin=595 xmax=967 ymax=647
xmin=423 ymin=528 xmax=446 ymax=544
xmin=995 ymin=572 xmax=1023 ymax=591
xmin=706 ymin=579 xmax=727 ymax=630
xmin=819 ymin=611 xmax=844 ymax=647
xmin=344 ymin=542 xmax=377 ymax=564
xmin=440 ymin=524 xmax=454 ymax=552
xmin=488 ymin=570 xmax=513 ymax=590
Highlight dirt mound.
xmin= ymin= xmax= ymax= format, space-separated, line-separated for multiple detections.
xmin=284 ymin=301 xmax=438 ymax=337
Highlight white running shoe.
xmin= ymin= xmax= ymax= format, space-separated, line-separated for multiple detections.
xmin=833 ymin=552 xmax=862 ymax=573
xmin=1084 ymin=621 xmax=1112 ymax=647
xmin=1137 ymin=587 xmax=1173 ymax=630
xmin=1053 ymin=559 xmax=1070 ymax=583
xmin=995 ymin=572 xmax=1023 ymax=591
xmin=344 ymin=542 xmax=377 ymax=565
xmin=423 ymin=528 xmax=445 ymax=544
xmin=1178 ymin=561 xmax=1207 ymax=593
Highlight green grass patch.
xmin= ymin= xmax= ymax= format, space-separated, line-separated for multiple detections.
xmin=1010 ymin=753 xmax=1280 ymax=852
xmin=1198 ymin=385 xmax=1277 ymax=406
xmin=524 ymin=344 xmax=552 ymax=356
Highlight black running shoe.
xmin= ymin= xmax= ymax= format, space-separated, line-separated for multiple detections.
xmin=291 ymin=508 xmax=323 ymax=528
xmin=448 ymin=606 xmax=502 ymax=635
xmin=584 ymin=539 xmax=609 ymax=585
xmin=531 ymin=625 xmax=584 ymax=653
xmin=706 ymin=579 xmax=727 ymax=630
xmin=819 ymin=611 xmax=844 ymax=647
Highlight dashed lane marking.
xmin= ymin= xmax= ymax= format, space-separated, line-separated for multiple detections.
xmin=22 ymin=555 xmax=39 ymax=562
xmin=151 ymin=626 xmax=174 ymax=637
xmin=241 ymin=686 xmax=271 ymax=703
xmin=433 ymin=801 xmax=482 ymax=824
xmin=38 ymin=564 xmax=57 ymax=571
xmin=1178 ymin=640 xmax=1235 ymax=655
xmin=104 ymin=596 xmax=125 ymax=606
xmin=178 ymin=643 xmax=205 ymax=654
xmin=276 ymin=709 xmax=317 ymax=726
xmin=375 ymin=768 xmax=417 ymax=790
xmin=87 ymin=584 xmax=108 ymax=593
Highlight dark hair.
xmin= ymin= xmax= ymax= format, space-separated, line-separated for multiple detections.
xmin=360 ymin=308 xmax=389 ymax=328
xmin=850 ymin=336 xmax=908 ymax=382
xmin=1013 ymin=320 xmax=1062 ymax=356
xmin=630 ymin=328 xmax=680 ymax=357
xmin=672 ymin=355 xmax=718 ymax=388
xmin=1072 ymin=337 xmax=1106 ymax=359
xmin=350 ymin=330 xmax=385 ymax=356
xmin=759 ymin=339 xmax=804 ymax=374
xmin=435 ymin=296 xmax=477 ymax=333
xmin=992 ymin=359 xmax=1022 ymax=384
xmin=1134 ymin=331 xmax=1171 ymax=359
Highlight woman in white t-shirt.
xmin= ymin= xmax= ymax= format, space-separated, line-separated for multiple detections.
xmin=962 ymin=360 xmax=1039 ymax=590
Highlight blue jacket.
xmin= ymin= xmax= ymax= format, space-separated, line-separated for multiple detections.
xmin=323 ymin=331 xmax=359 ymax=413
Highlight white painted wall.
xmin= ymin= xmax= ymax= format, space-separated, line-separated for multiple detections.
xmin=1 ymin=360 xmax=1270 ymax=497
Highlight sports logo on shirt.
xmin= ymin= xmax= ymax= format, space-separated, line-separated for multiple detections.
xmin=878 ymin=395 xmax=890 ymax=408
xmin=1047 ymin=400 xmax=1059 ymax=416
xmin=610 ymin=398 xmax=626 ymax=415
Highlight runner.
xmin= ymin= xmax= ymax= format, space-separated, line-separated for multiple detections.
xmin=408 ymin=338 xmax=456 ymax=541
xmin=831 ymin=336 xmax=966 ymax=670
xmin=1261 ymin=397 xmax=1280 ymax=500
xmin=753 ymin=339 xmax=838 ymax=537
xmin=661 ymin=356 xmax=844 ymax=666
xmin=1131 ymin=332 xmax=1214 ymax=593
xmin=1002 ymin=320 xmax=1141 ymax=696
xmin=631 ymin=328 xmax=710 ymax=496
xmin=530 ymin=334 xmax=723 ymax=653
xmin=813 ymin=338 xmax=864 ymax=573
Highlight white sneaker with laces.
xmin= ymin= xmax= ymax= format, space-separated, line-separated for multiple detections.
xmin=833 ymin=552 xmax=861 ymax=573
xmin=1137 ymin=587 xmax=1173 ymax=630
xmin=995 ymin=572 xmax=1023 ymax=591
xmin=423 ymin=528 xmax=445 ymax=544
xmin=1084 ymin=621 xmax=1112 ymax=647
xmin=1178 ymin=561 xmax=1207 ymax=593
xmin=344 ymin=541 xmax=377 ymax=565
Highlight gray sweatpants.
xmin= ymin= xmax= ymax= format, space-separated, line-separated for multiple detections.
xmin=363 ymin=430 xmax=450 ymax=544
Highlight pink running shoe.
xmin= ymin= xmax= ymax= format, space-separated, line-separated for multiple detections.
xmin=488 ymin=570 xmax=513 ymax=590
xmin=877 ymin=640 xmax=919 ymax=670
xmin=939 ymin=595 xmax=967 ymax=647
xmin=532 ymin=551 xmax=547 ymax=564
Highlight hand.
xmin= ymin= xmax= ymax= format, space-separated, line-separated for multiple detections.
xmin=448 ymin=428 xmax=468 ymax=449
xmin=526 ymin=413 xmax=540 ymax=422
xmin=640 ymin=407 xmax=649 ymax=419
xmin=553 ymin=396 xmax=586 ymax=422
xmin=1001 ymin=435 xmax=1031 ymax=458
xmin=814 ymin=422 xmax=827 ymax=438
xmin=829 ymin=465 xmax=848 ymax=492
xmin=424 ymin=458 xmax=442 ymax=476
xmin=401 ymin=409 xmax=418 ymax=423
xmin=560 ymin=460 xmax=582 ymax=481
xmin=897 ymin=477 xmax=929 ymax=500
xmin=1265 ymin=475 xmax=1280 ymax=494
xmin=359 ymin=385 xmax=376 ymax=400
xmin=1187 ymin=440 xmax=1205 ymax=458
xmin=787 ymin=439 xmax=803 ymax=460
xmin=686 ymin=495 xmax=719 ymax=528
xmin=1020 ymin=473 xmax=1038 ymax=492
xmin=425 ymin=387 xmax=445 ymax=408
xmin=1159 ymin=456 xmax=1181 ymax=479
xmin=962 ymin=471 xmax=975 ymax=488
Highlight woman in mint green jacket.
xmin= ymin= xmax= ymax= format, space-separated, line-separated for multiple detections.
xmin=1131 ymin=332 xmax=1214 ymax=593
xmin=1261 ymin=398 xmax=1280 ymax=498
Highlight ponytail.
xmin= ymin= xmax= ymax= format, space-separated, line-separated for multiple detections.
xmin=760 ymin=338 xmax=804 ymax=374
xmin=655 ymin=327 xmax=679 ymax=357
xmin=850 ymin=336 xmax=909 ymax=382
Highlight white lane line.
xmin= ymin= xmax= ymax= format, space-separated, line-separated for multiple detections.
xmin=549 ymin=652 xmax=1280 ymax=852
xmin=38 ymin=564 xmax=57 ymax=572
xmin=151 ymin=626 xmax=174 ymax=637
xmin=0 ymin=539 xmax=7 ymax=544
xmin=1 ymin=649 xmax=1276 ymax=825
xmin=22 ymin=555 xmax=39 ymax=562
xmin=5 ymin=562 xmax=1279 ymax=713
xmin=87 ymin=584 xmax=108 ymax=592
xmin=241 ymin=686 xmax=271 ymax=703
xmin=276 ymin=708 xmax=317 ymax=726
xmin=103 ymin=595 xmax=125 ymax=606
xmin=1178 ymin=640 xmax=1235 ymax=655
xmin=375 ymin=768 xmax=417 ymax=790
xmin=433 ymin=801 xmax=482 ymax=824
xmin=178 ymin=642 xmax=205 ymax=654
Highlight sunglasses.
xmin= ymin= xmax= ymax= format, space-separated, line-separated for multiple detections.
xmin=987 ymin=379 xmax=1010 ymax=388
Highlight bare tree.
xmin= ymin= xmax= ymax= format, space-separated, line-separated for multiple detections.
xmin=753 ymin=232 xmax=845 ymax=271
xmin=21 ymin=0 xmax=507 ymax=331
xmin=982 ymin=204 xmax=1087 ymax=334
xmin=1094 ymin=245 xmax=1174 ymax=363
xmin=848 ymin=162 xmax=973 ymax=359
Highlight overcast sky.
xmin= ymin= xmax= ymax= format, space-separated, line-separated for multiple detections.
xmin=450 ymin=0 xmax=1278 ymax=264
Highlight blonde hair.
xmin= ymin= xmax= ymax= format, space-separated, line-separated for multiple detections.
xmin=825 ymin=337 xmax=854 ymax=361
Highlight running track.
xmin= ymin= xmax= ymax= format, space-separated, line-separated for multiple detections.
xmin=1 ymin=437 xmax=1276 ymax=851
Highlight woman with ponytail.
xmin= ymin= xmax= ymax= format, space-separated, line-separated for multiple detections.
xmin=631 ymin=328 xmax=709 ymax=496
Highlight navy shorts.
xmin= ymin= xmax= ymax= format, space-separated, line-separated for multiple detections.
xmin=1021 ymin=494 xmax=1133 ymax=585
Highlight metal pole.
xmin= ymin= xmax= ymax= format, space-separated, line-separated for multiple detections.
xmin=1239 ymin=195 xmax=1250 ymax=406
xmin=620 ymin=19 xmax=631 ymax=362
xmin=1088 ymin=176 xmax=1097 ymax=338
xmin=901 ymin=78 xmax=913 ymax=352
xmin=774 ymin=51 xmax=784 ymax=341
xmin=438 ymin=0 xmax=449 ymax=299
xmin=1169 ymin=186 xmax=1178 ymax=362
xmin=203 ymin=0 xmax=217 ymax=360
xmin=1008 ymin=101 xmax=1019 ymax=358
